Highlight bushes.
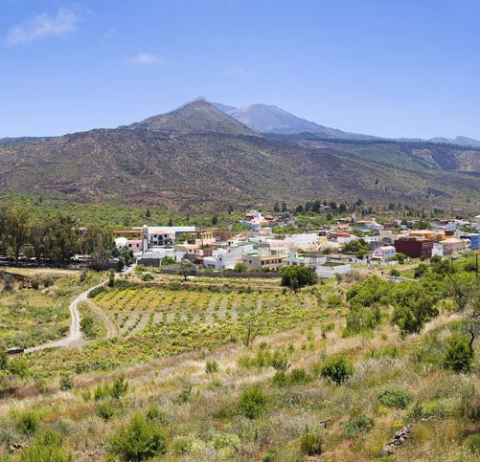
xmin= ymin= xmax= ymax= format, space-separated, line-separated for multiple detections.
xmin=205 ymin=360 xmax=219 ymax=374
xmin=281 ymin=266 xmax=317 ymax=291
xmin=59 ymin=373 xmax=73 ymax=391
xmin=20 ymin=429 xmax=73 ymax=462
xmin=343 ymin=410 xmax=374 ymax=438
xmin=108 ymin=414 xmax=167 ymax=461
xmin=94 ymin=376 xmax=129 ymax=401
xmin=239 ymin=386 xmax=268 ymax=419
xmin=300 ymin=431 xmax=322 ymax=456
xmin=443 ymin=334 xmax=474 ymax=373
xmin=14 ymin=410 xmax=41 ymax=435
xmin=273 ymin=368 xmax=312 ymax=387
xmin=378 ymin=389 xmax=413 ymax=409
xmin=320 ymin=355 xmax=354 ymax=385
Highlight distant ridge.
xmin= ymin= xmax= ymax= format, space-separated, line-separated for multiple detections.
xmin=212 ymin=102 xmax=379 ymax=140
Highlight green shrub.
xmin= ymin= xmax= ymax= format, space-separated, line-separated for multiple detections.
xmin=262 ymin=447 xmax=277 ymax=461
xmin=15 ymin=410 xmax=41 ymax=435
xmin=271 ymin=350 xmax=289 ymax=371
xmin=205 ymin=360 xmax=219 ymax=374
xmin=211 ymin=432 xmax=240 ymax=456
xmin=290 ymin=368 xmax=312 ymax=385
xmin=300 ymin=431 xmax=322 ymax=456
xmin=0 ymin=350 xmax=7 ymax=370
xmin=8 ymin=356 xmax=30 ymax=379
xmin=466 ymin=434 xmax=480 ymax=454
xmin=281 ymin=266 xmax=317 ymax=291
xmin=59 ymin=373 xmax=74 ymax=391
xmin=320 ymin=355 xmax=354 ymax=385
xmin=146 ymin=405 xmax=169 ymax=425
xmin=343 ymin=411 xmax=374 ymax=438
xmin=111 ymin=375 xmax=129 ymax=400
xmin=378 ymin=389 xmax=413 ymax=409
xmin=141 ymin=273 xmax=154 ymax=281
xmin=272 ymin=371 xmax=289 ymax=387
xmin=443 ymin=334 xmax=474 ymax=373
xmin=239 ymin=386 xmax=268 ymax=419
xmin=108 ymin=414 xmax=167 ymax=461
xmin=96 ymin=401 xmax=116 ymax=421
xmin=20 ymin=429 xmax=73 ymax=462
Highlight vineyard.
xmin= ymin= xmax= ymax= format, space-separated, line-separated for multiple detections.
xmin=92 ymin=287 xmax=321 ymax=339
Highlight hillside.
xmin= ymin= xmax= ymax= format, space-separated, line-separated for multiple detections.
xmin=0 ymin=100 xmax=480 ymax=211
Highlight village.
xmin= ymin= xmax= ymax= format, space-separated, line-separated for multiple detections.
xmin=112 ymin=209 xmax=480 ymax=278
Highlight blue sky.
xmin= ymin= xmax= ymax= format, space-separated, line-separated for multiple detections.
xmin=1 ymin=0 xmax=479 ymax=139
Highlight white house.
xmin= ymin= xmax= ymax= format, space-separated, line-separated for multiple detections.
xmin=284 ymin=233 xmax=321 ymax=251
xmin=372 ymin=245 xmax=396 ymax=261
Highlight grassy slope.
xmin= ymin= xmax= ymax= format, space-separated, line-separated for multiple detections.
xmin=1 ymin=268 xmax=480 ymax=460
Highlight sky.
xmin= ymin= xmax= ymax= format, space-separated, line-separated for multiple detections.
xmin=1 ymin=0 xmax=480 ymax=139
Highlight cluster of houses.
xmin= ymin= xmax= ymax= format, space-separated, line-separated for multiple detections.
xmin=113 ymin=211 xmax=480 ymax=279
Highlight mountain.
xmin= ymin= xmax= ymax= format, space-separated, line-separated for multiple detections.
xmin=131 ymin=99 xmax=255 ymax=136
xmin=212 ymin=102 xmax=378 ymax=140
xmin=430 ymin=136 xmax=480 ymax=148
xmin=1 ymin=99 xmax=480 ymax=212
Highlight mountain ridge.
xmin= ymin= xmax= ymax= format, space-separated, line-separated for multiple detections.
xmin=0 ymin=99 xmax=480 ymax=212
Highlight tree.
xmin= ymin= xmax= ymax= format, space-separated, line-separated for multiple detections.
xmin=447 ymin=273 xmax=474 ymax=312
xmin=281 ymin=266 xmax=317 ymax=292
xmin=80 ymin=226 xmax=115 ymax=270
xmin=108 ymin=269 xmax=115 ymax=287
xmin=443 ymin=334 xmax=474 ymax=373
xmin=242 ymin=313 xmax=263 ymax=349
xmin=43 ymin=216 xmax=78 ymax=264
xmin=145 ymin=208 xmax=151 ymax=218
xmin=391 ymin=282 xmax=438 ymax=334
xmin=6 ymin=206 xmax=30 ymax=261
xmin=179 ymin=259 xmax=195 ymax=281
xmin=211 ymin=215 xmax=219 ymax=225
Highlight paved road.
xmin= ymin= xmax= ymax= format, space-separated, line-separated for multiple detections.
xmin=25 ymin=263 xmax=136 ymax=353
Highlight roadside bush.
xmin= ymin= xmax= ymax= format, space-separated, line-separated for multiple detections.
xmin=239 ymin=386 xmax=268 ymax=419
xmin=320 ymin=355 xmax=354 ymax=385
xmin=8 ymin=356 xmax=30 ymax=379
xmin=108 ymin=414 xmax=167 ymax=461
xmin=443 ymin=334 xmax=474 ymax=373
xmin=300 ymin=431 xmax=322 ymax=456
xmin=20 ymin=429 xmax=73 ymax=462
xmin=378 ymin=389 xmax=413 ymax=409
xmin=80 ymin=315 xmax=95 ymax=338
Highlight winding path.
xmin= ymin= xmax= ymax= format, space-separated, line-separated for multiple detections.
xmin=25 ymin=263 xmax=136 ymax=353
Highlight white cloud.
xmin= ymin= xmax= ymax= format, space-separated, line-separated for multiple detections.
xmin=223 ymin=66 xmax=251 ymax=77
xmin=127 ymin=53 xmax=165 ymax=66
xmin=6 ymin=8 xmax=78 ymax=45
